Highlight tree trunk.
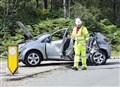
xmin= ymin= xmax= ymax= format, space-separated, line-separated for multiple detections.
xmin=50 ymin=0 xmax=53 ymax=11
xmin=43 ymin=0 xmax=48 ymax=9
xmin=35 ymin=0 xmax=39 ymax=8
xmin=68 ymin=0 xmax=71 ymax=18
xmin=63 ymin=0 xmax=67 ymax=18
xmin=113 ymin=0 xmax=116 ymax=25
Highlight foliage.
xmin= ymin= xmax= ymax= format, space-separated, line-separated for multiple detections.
xmin=112 ymin=45 xmax=120 ymax=56
xmin=70 ymin=3 xmax=100 ymax=32
xmin=1 ymin=18 xmax=74 ymax=45
xmin=0 ymin=58 xmax=7 ymax=62
xmin=0 ymin=0 xmax=120 ymax=55
xmin=97 ymin=19 xmax=120 ymax=45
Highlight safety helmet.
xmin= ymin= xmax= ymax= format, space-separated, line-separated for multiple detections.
xmin=75 ymin=18 xmax=82 ymax=25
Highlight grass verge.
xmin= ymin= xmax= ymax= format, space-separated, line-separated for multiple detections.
xmin=112 ymin=45 xmax=120 ymax=56
xmin=0 ymin=58 xmax=7 ymax=62
xmin=112 ymin=51 xmax=120 ymax=56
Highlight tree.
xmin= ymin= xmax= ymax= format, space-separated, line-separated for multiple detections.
xmin=35 ymin=0 xmax=39 ymax=8
xmin=63 ymin=0 xmax=67 ymax=18
xmin=43 ymin=0 xmax=48 ymax=9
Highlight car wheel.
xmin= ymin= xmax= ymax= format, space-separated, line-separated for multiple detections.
xmin=91 ymin=50 xmax=107 ymax=65
xmin=25 ymin=50 xmax=42 ymax=67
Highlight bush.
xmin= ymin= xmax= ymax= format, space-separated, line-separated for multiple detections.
xmin=97 ymin=19 xmax=120 ymax=45
xmin=1 ymin=18 xmax=74 ymax=47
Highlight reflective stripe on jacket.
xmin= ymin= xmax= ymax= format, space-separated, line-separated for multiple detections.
xmin=71 ymin=26 xmax=89 ymax=44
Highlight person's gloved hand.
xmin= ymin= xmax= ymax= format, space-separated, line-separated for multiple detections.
xmin=84 ymin=43 xmax=86 ymax=46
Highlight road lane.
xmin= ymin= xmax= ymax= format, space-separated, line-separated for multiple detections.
xmin=1 ymin=59 xmax=120 ymax=87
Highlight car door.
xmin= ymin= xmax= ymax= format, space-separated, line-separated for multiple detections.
xmin=61 ymin=29 xmax=74 ymax=60
xmin=46 ymin=29 xmax=67 ymax=59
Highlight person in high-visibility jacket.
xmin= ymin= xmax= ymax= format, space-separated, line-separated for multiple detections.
xmin=71 ymin=18 xmax=89 ymax=70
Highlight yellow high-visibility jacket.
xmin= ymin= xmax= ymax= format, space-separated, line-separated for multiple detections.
xmin=71 ymin=26 xmax=89 ymax=45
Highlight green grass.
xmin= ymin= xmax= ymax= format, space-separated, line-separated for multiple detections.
xmin=112 ymin=51 xmax=120 ymax=56
xmin=112 ymin=45 xmax=120 ymax=56
xmin=0 ymin=58 xmax=7 ymax=62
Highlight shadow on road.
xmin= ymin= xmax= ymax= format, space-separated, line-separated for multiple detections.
xmin=20 ymin=59 xmax=120 ymax=69
xmin=20 ymin=61 xmax=74 ymax=67
xmin=105 ymin=61 xmax=120 ymax=65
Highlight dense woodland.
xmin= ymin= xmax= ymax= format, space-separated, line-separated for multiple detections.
xmin=0 ymin=0 xmax=120 ymax=55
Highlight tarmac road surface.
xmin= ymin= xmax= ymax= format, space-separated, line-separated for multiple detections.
xmin=1 ymin=59 xmax=120 ymax=87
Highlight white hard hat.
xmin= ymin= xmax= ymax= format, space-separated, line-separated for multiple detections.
xmin=75 ymin=18 xmax=82 ymax=25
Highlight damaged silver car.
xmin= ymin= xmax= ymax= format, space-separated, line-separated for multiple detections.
xmin=17 ymin=21 xmax=112 ymax=67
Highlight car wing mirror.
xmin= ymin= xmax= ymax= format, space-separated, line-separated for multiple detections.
xmin=45 ymin=38 xmax=51 ymax=43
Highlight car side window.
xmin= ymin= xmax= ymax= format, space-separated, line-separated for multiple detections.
xmin=51 ymin=30 xmax=65 ymax=41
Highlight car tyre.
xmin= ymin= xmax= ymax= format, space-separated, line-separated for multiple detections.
xmin=24 ymin=50 xmax=42 ymax=67
xmin=21 ymin=61 xmax=26 ymax=65
xmin=91 ymin=50 xmax=107 ymax=65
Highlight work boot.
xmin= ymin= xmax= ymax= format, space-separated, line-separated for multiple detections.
xmin=81 ymin=66 xmax=87 ymax=70
xmin=72 ymin=66 xmax=78 ymax=71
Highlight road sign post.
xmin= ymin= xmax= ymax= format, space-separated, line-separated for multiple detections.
xmin=8 ymin=45 xmax=18 ymax=75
